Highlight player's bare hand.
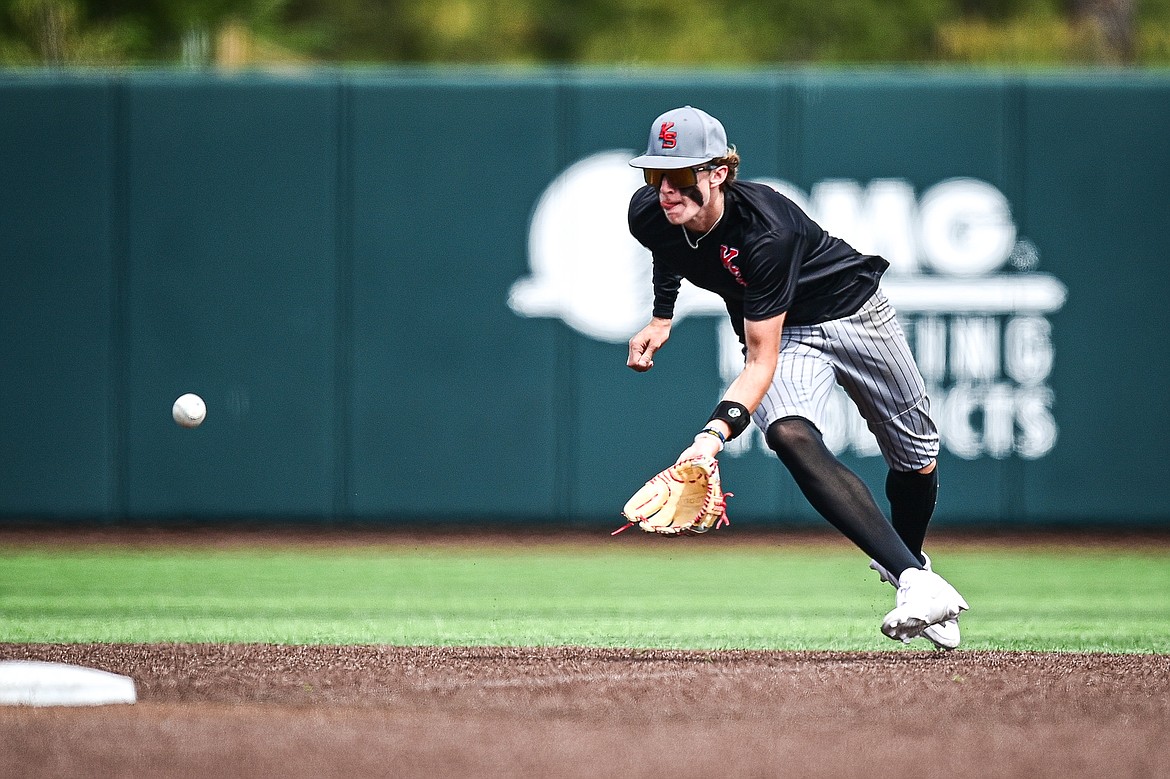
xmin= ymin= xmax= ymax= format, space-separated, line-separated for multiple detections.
xmin=627 ymin=318 xmax=672 ymax=372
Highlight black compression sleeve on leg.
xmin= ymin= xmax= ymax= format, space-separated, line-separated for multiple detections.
xmin=765 ymin=417 xmax=921 ymax=577
xmin=885 ymin=468 xmax=939 ymax=564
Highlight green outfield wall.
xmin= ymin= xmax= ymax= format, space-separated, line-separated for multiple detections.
xmin=2 ymin=70 xmax=1167 ymax=527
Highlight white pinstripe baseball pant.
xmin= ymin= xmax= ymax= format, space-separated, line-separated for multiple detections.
xmin=751 ymin=289 xmax=940 ymax=471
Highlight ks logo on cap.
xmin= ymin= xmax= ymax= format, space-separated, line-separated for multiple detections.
xmin=658 ymin=122 xmax=677 ymax=149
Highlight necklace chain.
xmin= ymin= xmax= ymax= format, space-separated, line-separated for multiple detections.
xmin=681 ymin=207 xmax=724 ymax=250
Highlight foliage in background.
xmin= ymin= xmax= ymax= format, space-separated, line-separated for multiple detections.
xmin=1 ymin=0 xmax=1167 ymax=66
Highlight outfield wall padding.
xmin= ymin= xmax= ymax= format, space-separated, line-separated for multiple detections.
xmin=1 ymin=70 xmax=1167 ymax=526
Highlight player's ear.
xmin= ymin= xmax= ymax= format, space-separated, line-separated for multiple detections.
xmin=709 ymin=164 xmax=729 ymax=188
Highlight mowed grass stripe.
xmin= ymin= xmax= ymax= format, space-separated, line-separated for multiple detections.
xmin=0 ymin=542 xmax=1167 ymax=652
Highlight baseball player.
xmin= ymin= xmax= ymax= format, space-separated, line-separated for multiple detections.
xmin=625 ymin=106 xmax=968 ymax=647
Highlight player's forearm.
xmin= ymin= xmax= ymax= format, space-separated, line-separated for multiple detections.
xmin=721 ymin=313 xmax=784 ymax=416
xmin=706 ymin=313 xmax=783 ymax=439
xmin=686 ymin=314 xmax=783 ymax=454
xmin=687 ymin=358 xmax=774 ymax=452
xmin=721 ymin=354 xmax=778 ymax=417
xmin=647 ymin=316 xmax=673 ymax=330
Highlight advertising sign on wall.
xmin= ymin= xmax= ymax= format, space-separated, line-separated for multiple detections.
xmin=510 ymin=151 xmax=1067 ymax=464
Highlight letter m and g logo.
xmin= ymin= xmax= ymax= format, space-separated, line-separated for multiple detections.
xmin=659 ymin=122 xmax=677 ymax=149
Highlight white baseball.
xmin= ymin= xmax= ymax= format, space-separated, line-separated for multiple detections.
xmin=172 ymin=393 xmax=206 ymax=428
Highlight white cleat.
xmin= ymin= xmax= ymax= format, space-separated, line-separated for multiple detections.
xmin=870 ymin=555 xmax=963 ymax=650
xmin=880 ymin=567 xmax=969 ymax=646
xmin=920 ymin=615 xmax=961 ymax=649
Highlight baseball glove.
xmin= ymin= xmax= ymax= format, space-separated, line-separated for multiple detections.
xmin=613 ymin=455 xmax=731 ymax=536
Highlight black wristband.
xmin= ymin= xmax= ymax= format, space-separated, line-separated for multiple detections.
xmin=708 ymin=400 xmax=751 ymax=440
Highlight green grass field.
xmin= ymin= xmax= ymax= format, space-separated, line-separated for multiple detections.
xmin=2 ymin=538 xmax=1168 ymax=652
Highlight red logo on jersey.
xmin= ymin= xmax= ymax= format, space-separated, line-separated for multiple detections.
xmin=721 ymin=246 xmax=747 ymax=286
xmin=659 ymin=122 xmax=677 ymax=149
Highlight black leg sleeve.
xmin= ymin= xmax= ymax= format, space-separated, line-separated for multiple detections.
xmin=885 ymin=467 xmax=939 ymax=564
xmin=766 ymin=417 xmax=922 ymax=577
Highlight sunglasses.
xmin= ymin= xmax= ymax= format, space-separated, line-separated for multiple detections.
xmin=643 ymin=164 xmax=720 ymax=189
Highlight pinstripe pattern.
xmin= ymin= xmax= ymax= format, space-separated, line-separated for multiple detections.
xmin=751 ymin=289 xmax=939 ymax=471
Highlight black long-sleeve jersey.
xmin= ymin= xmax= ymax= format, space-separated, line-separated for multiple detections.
xmin=628 ymin=180 xmax=889 ymax=341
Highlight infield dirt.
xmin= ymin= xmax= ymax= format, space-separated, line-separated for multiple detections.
xmin=0 ymin=643 xmax=1167 ymax=778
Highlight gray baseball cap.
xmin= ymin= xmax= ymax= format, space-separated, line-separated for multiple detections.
xmin=629 ymin=106 xmax=729 ymax=169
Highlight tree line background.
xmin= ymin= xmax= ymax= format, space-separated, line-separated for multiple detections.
xmin=1 ymin=0 xmax=1167 ymax=67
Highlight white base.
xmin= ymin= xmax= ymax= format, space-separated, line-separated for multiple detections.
xmin=0 ymin=661 xmax=137 ymax=707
